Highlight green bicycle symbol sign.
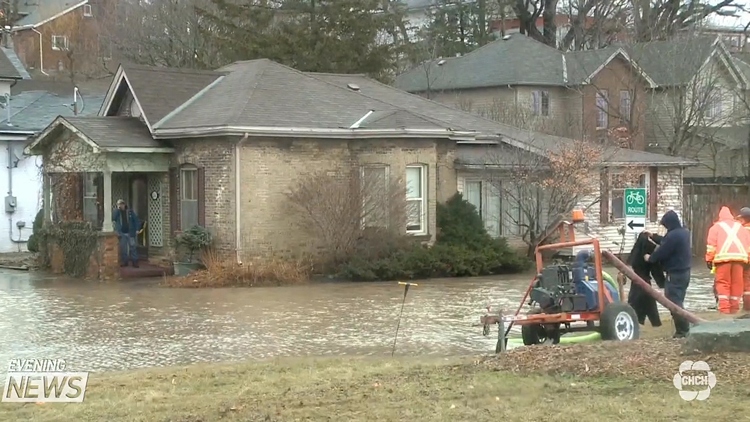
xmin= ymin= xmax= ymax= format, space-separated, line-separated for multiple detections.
xmin=625 ymin=188 xmax=647 ymax=217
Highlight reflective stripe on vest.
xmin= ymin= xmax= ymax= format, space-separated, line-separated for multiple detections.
xmin=714 ymin=222 xmax=749 ymax=263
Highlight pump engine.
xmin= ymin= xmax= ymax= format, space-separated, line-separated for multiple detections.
xmin=529 ymin=265 xmax=590 ymax=313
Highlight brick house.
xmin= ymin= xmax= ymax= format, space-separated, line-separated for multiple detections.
xmin=9 ymin=0 xmax=110 ymax=75
xmin=24 ymin=60 xmax=693 ymax=279
xmin=394 ymin=34 xmax=655 ymax=150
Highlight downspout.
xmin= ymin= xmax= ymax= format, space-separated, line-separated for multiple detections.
xmin=235 ymin=133 xmax=250 ymax=264
xmin=31 ymin=28 xmax=49 ymax=76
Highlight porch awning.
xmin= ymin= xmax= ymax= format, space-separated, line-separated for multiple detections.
xmin=25 ymin=116 xmax=173 ymax=155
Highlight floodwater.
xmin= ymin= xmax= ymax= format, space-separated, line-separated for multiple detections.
xmin=0 ymin=267 xmax=716 ymax=374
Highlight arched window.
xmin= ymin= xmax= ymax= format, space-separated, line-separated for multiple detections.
xmin=180 ymin=164 xmax=199 ymax=229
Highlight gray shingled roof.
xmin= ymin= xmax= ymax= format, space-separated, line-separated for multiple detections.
xmin=394 ymin=35 xmax=567 ymax=91
xmin=394 ymin=34 xmax=723 ymax=92
xmin=13 ymin=0 xmax=86 ymax=28
xmin=303 ymin=72 xmax=694 ymax=165
xmin=156 ymin=59 xmax=464 ymax=131
xmin=622 ymin=36 xmax=718 ymax=86
xmin=64 ymin=116 xmax=162 ymax=149
xmin=0 ymin=47 xmax=31 ymax=80
xmin=106 ymin=60 xmax=695 ymax=166
xmin=120 ymin=64 xmax=225 ymax=126
xmin=0 ymin=91 xmax=104 ymax=132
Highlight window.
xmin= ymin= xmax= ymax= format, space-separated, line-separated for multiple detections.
xmin=51 ymin=35 xmax=68 ymax=51
xmin=531 ymin=90 xmax=550 ymax=116
xmin=361 ymin=165 xmax=389 ymax=228
xmin=83 ymin=4 xmax=93 ymax=17
xmin=619 ymin=90 xmax=631 ymax=123
xmin=405 ymin=165 xmax=427 ymax=234
xmin=610 ymin=173 xmax=647 ymax=220
xmin=706 ymin=89 xmax=723 ymax=119
xmin=596 ymin=91 xmax=608 ymax=129
xmin=180 ymin=166 xmax=199 ymax=230
xmin=465 ymin=181 xmax=482 ymax=217
xmin=82 ymin=172 xmax=101 ymax=228
xmin=465 ymin=180 xmax=502 ymax=238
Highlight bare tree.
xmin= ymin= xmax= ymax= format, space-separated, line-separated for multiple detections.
xmin=105 ymin=0 xmax=224 ymax=69
xmin=511 ymin=0 xmax=744 ymax=49
xmin=287 ymin=165 xmax=408 ymax=268
xmin=483 ymin=135 xmax=642 ymax=255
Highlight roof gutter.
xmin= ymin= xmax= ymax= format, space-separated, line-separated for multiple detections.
xmin=152 ymin=126 xmax=479 ymax=140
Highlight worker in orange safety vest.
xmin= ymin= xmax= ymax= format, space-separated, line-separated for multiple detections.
xmin=706 ymin=206 xmax=750 ymax=314
xmin=735 ymin=207 xmax=750 ymax=312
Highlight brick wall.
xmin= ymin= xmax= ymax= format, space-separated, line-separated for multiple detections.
xmin=236 ymin=137 xmax=451 ymax=260
xmin=172 ymin=137 xmax=236 ymax=255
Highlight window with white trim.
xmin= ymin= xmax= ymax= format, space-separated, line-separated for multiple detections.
xmin=464 ymin=180 xmax=482 ymax=218
xmin=83 ymin=4 xmax=93 ymax=17
xmin=405 ymin=164 xmax=427 ymax=234
xmin=180 ymin=166 xmax=199 ymax=230
xmin=610 ymin=172 xmax=648 ymax=220
xmin=706 ymin=87 xmax=724 ymax=120
xmin=531 ymin=90 xmax=549 ymax=116
xmin=51 ymin=35 xmax=69 ymax=51
xmin=596 ymin=90 xmax=608 ymax=129
xmin=361 ymin=165 xmax=389 ymax=228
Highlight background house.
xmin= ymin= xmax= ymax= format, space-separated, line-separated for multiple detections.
xmin=394 ymin=34 xmax=654 ymax=150
xmin=9 ymin=0 xmax=112 ymax=77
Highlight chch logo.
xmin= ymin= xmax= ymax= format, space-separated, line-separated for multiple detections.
xmin=673 ymin=360 xmax=716 ymax=401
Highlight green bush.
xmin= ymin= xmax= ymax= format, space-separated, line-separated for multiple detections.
xmin=339 ymin=194 xmax=529 ymax=281
xmin=27 ymin=208 xmax=44 ymax=253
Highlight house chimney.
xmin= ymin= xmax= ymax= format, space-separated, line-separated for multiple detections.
xmin=2 ymin=26 xmax=11 ymax=49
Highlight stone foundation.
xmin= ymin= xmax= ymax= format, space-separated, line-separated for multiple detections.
xmin=48 ymin=232 xmax=120 ymax=281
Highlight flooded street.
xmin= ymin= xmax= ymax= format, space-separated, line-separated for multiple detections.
xmin=0 ymin=267 xmax=716 ymax=374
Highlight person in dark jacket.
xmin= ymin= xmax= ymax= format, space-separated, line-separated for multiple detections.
xmin=626 ymin=231 xmax=664 ymax=327
xmin=644 ymin=210 xmax=692 ymax=337
xmin=112 ymin=199 xmax=140 ymax=268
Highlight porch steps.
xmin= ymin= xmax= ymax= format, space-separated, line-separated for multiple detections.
xmin=119 ymin=254 xmax=174 ymax=279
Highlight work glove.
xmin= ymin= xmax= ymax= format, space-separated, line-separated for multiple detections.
xmin=706 ymin=261 xmax=713 ymax=270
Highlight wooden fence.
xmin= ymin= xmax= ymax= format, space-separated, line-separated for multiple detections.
xmin=683 ymin=183 xmax=750 ymax=258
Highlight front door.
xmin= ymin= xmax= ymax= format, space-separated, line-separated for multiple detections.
xmin=129 ymin=174 xmax=149 ymax=259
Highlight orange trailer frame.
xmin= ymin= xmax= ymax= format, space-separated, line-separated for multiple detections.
xmin=480 ymin=237 xmax=619 ymax=328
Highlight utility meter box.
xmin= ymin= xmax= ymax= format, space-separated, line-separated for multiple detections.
xmin=5 ymin=195 xmax=16 ymax=213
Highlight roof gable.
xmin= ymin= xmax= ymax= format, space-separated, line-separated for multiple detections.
xmin=99 ymin=64 xmax=224 ymax=132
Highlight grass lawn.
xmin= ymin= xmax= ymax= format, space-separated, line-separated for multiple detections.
xmin=1 ymin=313 xmax=745 ymax=422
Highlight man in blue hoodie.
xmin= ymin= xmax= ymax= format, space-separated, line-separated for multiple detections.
xmin=112 ymin=199 xmax=141 ymax=268
xmin=643 ymin=210 xmax=692 ymax=337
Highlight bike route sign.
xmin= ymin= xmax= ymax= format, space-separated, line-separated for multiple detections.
xmin=625 ymin=188 xmax=647 ymax=233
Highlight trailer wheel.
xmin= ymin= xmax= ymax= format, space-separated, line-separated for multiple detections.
xmin=600 ymin=302 xmax=639 ymax=341
xmin=521 ymin=324 xmax=547 ymax=345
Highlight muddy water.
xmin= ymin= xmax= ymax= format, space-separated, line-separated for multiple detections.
xmin=0 ymin=267 xmax=715 ymax=373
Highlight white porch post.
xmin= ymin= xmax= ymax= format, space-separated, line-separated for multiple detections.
xmin=102 ymin=170 xmax=113 ymax=232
